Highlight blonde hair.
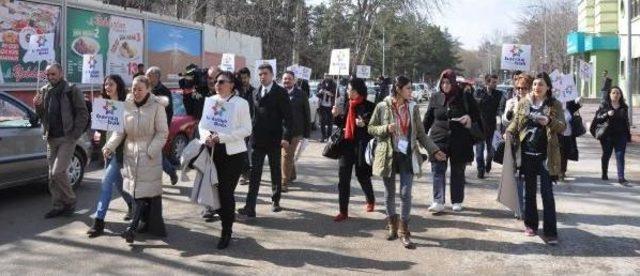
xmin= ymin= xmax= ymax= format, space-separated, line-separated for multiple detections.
xmin=516 ymin=73 xmax=533 ymax=89
xmin=132 ymin=75 xmax=150 ymax=88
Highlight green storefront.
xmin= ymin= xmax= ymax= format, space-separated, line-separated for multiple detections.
xmin=567 ymin=32 xmax=619 ymax=99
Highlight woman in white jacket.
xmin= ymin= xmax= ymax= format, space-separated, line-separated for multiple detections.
xmin=199 ymin=71 xmax=252 ymax=249
xmin=104 ymin=76 xmax=169 ymax=243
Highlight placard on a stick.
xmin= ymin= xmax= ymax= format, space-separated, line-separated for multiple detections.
xmin=91 ymin=98 xmax=124 ymax=133
xmin=329 ymin=48 xmax=350 ymax=76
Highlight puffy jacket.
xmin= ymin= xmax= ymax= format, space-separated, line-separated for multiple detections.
xmin=105 ymin=93 xmax=169 ymax=198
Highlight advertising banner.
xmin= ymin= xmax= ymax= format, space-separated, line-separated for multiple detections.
xmin=66 ymin=8 xmax=143 ymax=84
xmin=0 ymin=1 xmax=61 ymax=83
xmin=148 ymin=21 xmax=202 ymax=82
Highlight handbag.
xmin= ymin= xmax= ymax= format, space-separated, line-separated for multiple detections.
xmin=322 ymin=128 xmax=344 ymax=159
xmin=365 ymin=138 xmax=377 ymax=166
xmin=589 ymin=113 xmax=609 ymax=140
xmin=462 ymin=94 xmax=485 ymax=143
xmin=571 ymin=113 xmax=586 ymax=137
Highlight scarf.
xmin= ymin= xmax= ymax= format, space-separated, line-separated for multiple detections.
xmin=344 ymin=95 xmax=364 ymax=141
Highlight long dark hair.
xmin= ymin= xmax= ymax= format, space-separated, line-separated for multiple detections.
xmin=392 ymin=75 xmax=411 ymax=96
xmin=604 ymin=85 xmax=628 ymax=108
xmin=101 ymin=74 xmax=126 ymax=101
xmin=348 ymin=77 xmax=367 ymax=97
xmin=534 ymin=72 xmax=556 ymax=106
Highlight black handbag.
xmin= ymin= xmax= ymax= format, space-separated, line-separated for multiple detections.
xmin=322 ymin=128 xmax=344 ymax=159
xmin=493 ymin=140 xmax=505 ymax=164
xmin=462 ymin=94 xmax=485 ymax=143
xmin=571 ymin=113 xmax=586 ymax=137
xmin=589 ymin=113 xmax=609 ymax=140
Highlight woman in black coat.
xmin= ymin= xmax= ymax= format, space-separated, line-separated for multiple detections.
xmin=594 ymin=86 xmax=632 ymax=184
xmin=558 ymin=99 xmax=582 ymax=181
xmin=423 ymin=69 xmax=482 ymax=213
xmin=331 ymin=78 xmax=376 ymax=222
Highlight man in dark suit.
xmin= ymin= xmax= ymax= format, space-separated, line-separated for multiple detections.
xmin=280 ymin=71 xmax=310 ymax=193
xmin=238 ymin=64 xmax=293 ymax=217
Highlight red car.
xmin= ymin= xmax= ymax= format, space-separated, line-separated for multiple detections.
xmin=163 ymin=89 xmax=199 ymax=163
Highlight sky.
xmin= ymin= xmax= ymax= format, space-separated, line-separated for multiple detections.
xmin=305 ymin=0 xmax=527 ymax=51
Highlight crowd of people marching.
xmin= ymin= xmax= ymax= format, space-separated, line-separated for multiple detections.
xmin=33 ymin=62 xmax=632 ymax=250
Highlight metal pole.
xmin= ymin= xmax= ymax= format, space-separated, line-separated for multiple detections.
xmin=382 ymin=27 xmax=385 ymax=77
xmin=626 ymin=0 xmax=633 ymax=125
xmin=543 ymin=8 xmax=548 ymax=67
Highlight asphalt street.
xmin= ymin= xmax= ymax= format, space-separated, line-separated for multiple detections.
xmin=0 ymin=103 xmax=639 ymax=275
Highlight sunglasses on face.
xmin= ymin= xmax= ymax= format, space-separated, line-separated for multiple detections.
xmin=515 ymin=87 xmax=529 ymax=91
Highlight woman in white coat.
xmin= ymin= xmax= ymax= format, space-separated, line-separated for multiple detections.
xmin=199 ymin=71 xmax=252 ymax=249
xmin=104 ymin=76 xmax=169 ymax=243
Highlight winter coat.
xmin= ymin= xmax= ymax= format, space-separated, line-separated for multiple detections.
xmin=334 ymin=99 xmax=375 ymax=167
xmin=423 ymin=90 xmax=482 ymax=163
xmin=105 ymin=93 xmax=169 ymax=199
xmin=368 ymin=97 xmax=440 ymax=178
xmin=593 ymin=102 xmax=632 ymax=142
xmin=506 ymin=95 xmax=566 ymax=177
xmin=35 ymin=80 xmax=89 ymax=140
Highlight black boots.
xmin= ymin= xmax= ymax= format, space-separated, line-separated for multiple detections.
xmin=123 ymin=205 xmax=133 ymax=221
xmin=217 ymin=232 xmax=231 ymax=250
xmin=398 ymin=221 xmax=415 ymax=249
xmin=87 ymin=219 xmax=105 ymax=238
xmin=121 ymin=228 xmax=135 ymax=243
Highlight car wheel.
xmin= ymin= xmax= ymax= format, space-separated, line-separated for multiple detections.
xmin=68 ymin=149 xmax=85 ymax=189
xmin=172 ymin=133 xmax=189 ymax=163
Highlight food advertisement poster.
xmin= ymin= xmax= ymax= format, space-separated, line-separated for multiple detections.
xmin=148 ymin=21 xmax=202 ymax=82
xmin=0 ymin=0 xmax=61 ymax=83
xmin=66 ymin=8 xmax=143 ymax=84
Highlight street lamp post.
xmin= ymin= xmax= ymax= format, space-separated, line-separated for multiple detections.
xmin=625 ymin=0 xmax=633 ymax=125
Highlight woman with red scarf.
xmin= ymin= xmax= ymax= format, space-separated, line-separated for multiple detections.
xmin=331 ymin=78 xmax=376 ymax=222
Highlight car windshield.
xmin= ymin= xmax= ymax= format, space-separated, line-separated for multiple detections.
xmin=172 ymin=92 xmax=187 ymax=116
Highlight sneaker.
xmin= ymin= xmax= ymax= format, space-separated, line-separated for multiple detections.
xmin=619 ymin=178 xmax=629 ymax=185
xmin=333 ymin=213 xmax=348 ymax=222
xmin=524 ymin=227 xmax=536 ymax=237
xmin=477 ymin=171 xmax=485 ymax=179
xmin=365 ymin=202 xmax=375 ymax=212
xmin=271 ymin=203 xmax=282 ymax=213
xmin=237 ymin=207 xmax=256 ymax=218
xmin=427 ymin=202 xmax=445 ymax=213
xmin=452 ymin=203 xmax=463 ymax=212
xmin=543 ymin=236 xmax=559 ymax=245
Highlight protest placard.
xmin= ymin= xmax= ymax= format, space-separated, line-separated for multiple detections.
xmin=329 ymin=48 xmax=350 ymax=76
xmin=220 ymin=53 xmax=235 ymax=72
xmin=91 ymin=98 xmax=124 ymax=133
xmin=500 ymin=44 xmax=531 ymax=71
xmin=356 ymin=65 xmax=371 ymax=79
xmin=199 ymin=97 xmax=236 ymax=134
xmin=82 ymin=54 xmax=104 ymax=84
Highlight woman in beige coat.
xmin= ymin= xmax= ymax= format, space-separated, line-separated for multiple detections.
xmin=104 ymin=76 xmax=169 ymax=243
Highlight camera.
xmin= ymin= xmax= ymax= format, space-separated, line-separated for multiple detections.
xmin=178 ymin=63 xmax=209 ymax=95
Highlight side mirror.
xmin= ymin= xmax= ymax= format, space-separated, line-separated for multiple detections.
xmin=29 ymin=113 xmax=40 ymax=128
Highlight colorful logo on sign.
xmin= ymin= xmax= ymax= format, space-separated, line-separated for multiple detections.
xmin=36 ymin=35 xmax=47 ymax=47
xmin=88 ymin=55 xmax=97 ymax=69
xmin=509 ymin=45 xmax=523 ymax=57
xmin=103 ymin=101 xmax=118 ymax=115
xmin=212 ymin=101 xmax=226 ymax=116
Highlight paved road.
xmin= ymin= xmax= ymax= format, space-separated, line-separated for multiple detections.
xmin=1 ymin=104 xmax=639 ymax=275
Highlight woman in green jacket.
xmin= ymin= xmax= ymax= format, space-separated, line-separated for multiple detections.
xmin=505 ymin=72 xmax=566 ymax=245
xmin=369 ymin=75 xmax=445 ymax=249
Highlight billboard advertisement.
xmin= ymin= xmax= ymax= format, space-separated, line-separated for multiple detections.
xmin=148 ymin=21 xmax=202 ymax=81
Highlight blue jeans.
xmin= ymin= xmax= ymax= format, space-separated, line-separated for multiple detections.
xmin=383 ymin=171 xmax=414 ymax=222
xmin=600 ymin=135 xmax=628 ymax=180
xmin=522 ymin=155 xmax=557 ymax=237
xmin=162 ymin=155 xmax=177 ymax=178
xmin=94 ymin=157 xmax=133 ymax=220
xmin=431 ymin=160 xmax=466 ymax=204
xmin=475 ymin=134 xmax=494 ymax=172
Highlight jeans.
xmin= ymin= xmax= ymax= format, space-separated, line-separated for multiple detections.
xmin=383 ymin=170 xmax=413 ymax=222
xmin=431 ymin=160 xmax=466 ymax=204
xmin=162 ymin=155 xmax=177 ymax=179
xmin=600 ymin=135 xmax=628 ymax=180
xmin=475 ymin=134 xmax=494 ymax=173
xmin=338 ymin=143 xmax=374 ymax=214
xmin=319 ymin=106 xmax=333 ymax=139
xmin=244 ymin=146 xmax=283 ymax=213
xmin=522 ymin=155 xmax=557 ymax=237
xmin=94 ymin=157 xmax=133 ymax=220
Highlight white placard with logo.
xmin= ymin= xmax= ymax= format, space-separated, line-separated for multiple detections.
xmin=200 ymin=97 xmax=236 ymax=134
xmin=298 ymin=65 xmax=312 ymax=80
xmin=255 ymin=59 xmax=277 ymax=76
xmin=329 ymin=48 xmax=350 ymax=76
xmin=220 ymin=53 xmax=235 ymax=72
xmin=23 ymin=33 xmax=55 ymax=63
xmin=82 ymin=54 xmax=104 ymax=84
xmin=91 ymin=98 xmax=125 ymax=133
xmin=500 ymin=44 xmax=531 ymax=71
xmin=555 ymin=74 xmax=578 ymax=103
xmin=356 ymin=65 xmax=371 ymax=79
xmin=579 ymin=60 xmax=592 ymax=80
